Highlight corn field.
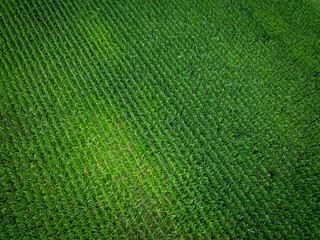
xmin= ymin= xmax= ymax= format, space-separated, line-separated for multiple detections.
xmin=0 ymin=0 xmax=319 ymax=239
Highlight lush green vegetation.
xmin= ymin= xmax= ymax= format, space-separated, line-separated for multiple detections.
xmin=1 ymin=0 xmax=319 ymax=238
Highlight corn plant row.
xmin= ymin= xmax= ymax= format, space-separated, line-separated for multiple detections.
xmin=1 ymin=0 xmax=319 ymax=239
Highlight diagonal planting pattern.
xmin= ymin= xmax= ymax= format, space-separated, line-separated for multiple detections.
xmin=1 ymin=0 xmax=319 ymax=239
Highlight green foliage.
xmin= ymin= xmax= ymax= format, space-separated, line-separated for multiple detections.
xmin=1 ymin=0 xmax=319 ymax=238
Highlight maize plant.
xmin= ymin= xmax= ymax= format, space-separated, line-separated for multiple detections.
xmin=1 ymin=0 xmax=319 ymax=239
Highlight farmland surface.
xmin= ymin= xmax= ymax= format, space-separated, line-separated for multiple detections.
xmin=1 ymin=0 xmax=319 ymax=239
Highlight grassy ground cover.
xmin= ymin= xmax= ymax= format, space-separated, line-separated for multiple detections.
xmin=1 ymin=0 xmax=319 ymax=238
